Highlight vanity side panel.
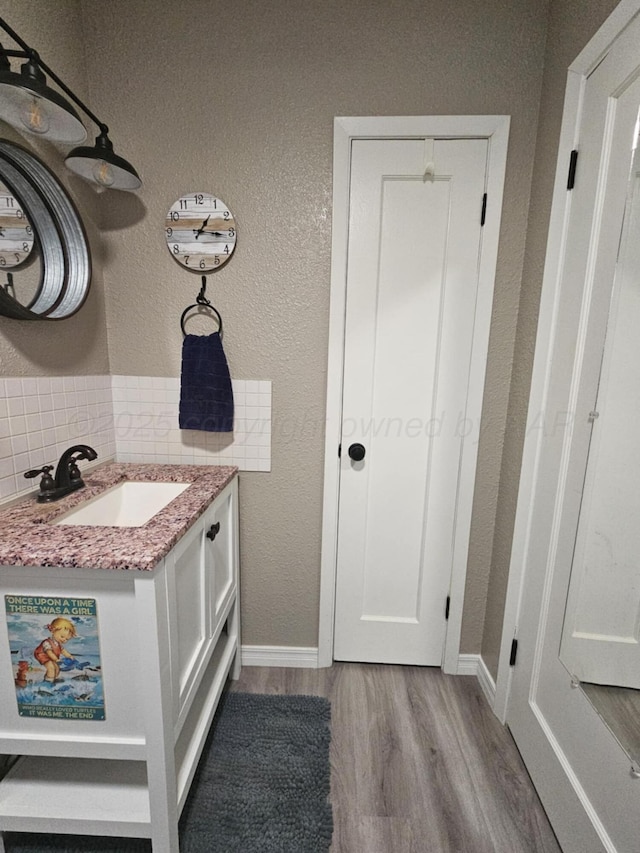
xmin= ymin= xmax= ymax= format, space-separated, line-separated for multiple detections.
xmin=0 ymin=565 xmax=146 ymax=757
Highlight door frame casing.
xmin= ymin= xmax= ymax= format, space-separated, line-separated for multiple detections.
xmin=318 ymin=115 xmax=510 ymax=670
xmin=494 ymin=0 xmax=640 ymax=724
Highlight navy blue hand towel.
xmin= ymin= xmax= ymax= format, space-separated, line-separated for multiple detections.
xmin=179 ymin=333 xmax=234 ymax=432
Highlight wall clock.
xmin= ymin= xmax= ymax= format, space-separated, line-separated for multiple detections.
xmin=165 ymin=192 xmax=236 ymax=271
xmin=0 ymin=186 xmax=35 ymax=269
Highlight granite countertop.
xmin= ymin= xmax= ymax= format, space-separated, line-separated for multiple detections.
xmin=0 ymin=463 xmax=238 ymax=572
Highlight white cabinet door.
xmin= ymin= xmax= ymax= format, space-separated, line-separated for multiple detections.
xmin=168 ymin=517 xmax=208 ymax=720
xmin=202 ymin=479 xmax=236 ymax=636
xmin=168 ymin=478 xmax=238 ymax=726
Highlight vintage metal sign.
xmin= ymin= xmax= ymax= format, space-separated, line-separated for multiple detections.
xmin=5 ymin=595 xmax=105 ymax=721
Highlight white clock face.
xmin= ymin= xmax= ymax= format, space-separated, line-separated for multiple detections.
xmin=166 ymin=192 xmax=236 ymax=271
xmin=0 ymin=185 xmax=35 ymax=269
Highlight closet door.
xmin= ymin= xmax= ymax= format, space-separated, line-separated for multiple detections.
xmin=333 ymin=137 xmax=488 ymax=665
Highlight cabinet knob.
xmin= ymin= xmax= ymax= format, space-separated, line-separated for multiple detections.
xmin=206 ymin=521 xmax=221 ymax=541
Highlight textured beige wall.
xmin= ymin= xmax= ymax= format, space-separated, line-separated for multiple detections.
xmin=0 ymin=0 xmax=109 ymax=376
xmin=1 ymin=0 xmax=625 ymax=662
xmin=481 ymin=0 xmax=621 ymax=680
xmin=79 ymin=0 xmax=551 ymax=649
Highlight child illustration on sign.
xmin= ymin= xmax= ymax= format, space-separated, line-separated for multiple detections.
xmin=33 ymin=617 xmax=78 ymax=683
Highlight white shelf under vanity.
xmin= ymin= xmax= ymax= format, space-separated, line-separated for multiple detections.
xmin=0 ymin=467 xmax=240 ymax=853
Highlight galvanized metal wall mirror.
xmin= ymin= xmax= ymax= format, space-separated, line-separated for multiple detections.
xmin=0 ymin=140 xmax=90 ymax=320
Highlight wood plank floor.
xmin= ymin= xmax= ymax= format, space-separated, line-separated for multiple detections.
xmin=231 ymin=663 xmax=562 ymax=853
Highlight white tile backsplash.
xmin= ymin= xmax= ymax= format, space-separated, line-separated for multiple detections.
xmin=0 ymin=375 xmax=115 ymax=501
xmin=112 ymin=376 xmax=271 ymax=472
xmin=0 ymin=374 xmax=271 ymax=502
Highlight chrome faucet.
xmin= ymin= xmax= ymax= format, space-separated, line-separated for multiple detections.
xmin=25 ymin=444 xmax=98 ymax=503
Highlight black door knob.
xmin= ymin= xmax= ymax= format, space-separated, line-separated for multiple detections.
xmin=348 ymin=443 xmax=366 ymax=461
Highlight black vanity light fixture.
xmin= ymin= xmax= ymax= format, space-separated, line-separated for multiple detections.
xmin=0 ymin=17 xmax=141 ymax=191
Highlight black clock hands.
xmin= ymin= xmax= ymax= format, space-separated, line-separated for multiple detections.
xmin=192 ymin=214 xmax=233 ymax=241
xmin=193 ymin=214 xmax=210 ymax=239
xmin=195 ymin=227 xmax=228 ymax=240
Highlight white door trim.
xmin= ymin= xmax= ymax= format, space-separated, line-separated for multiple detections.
xmin=494 ymin=0 xmax=640 ymax=723
xmin=319 ymin=115 xmax=510 ymax=670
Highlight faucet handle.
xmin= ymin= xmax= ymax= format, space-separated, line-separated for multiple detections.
xmin=24 ymin=465 xmax=55 ymax=493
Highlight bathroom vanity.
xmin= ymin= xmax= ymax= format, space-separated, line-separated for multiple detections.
xmin=0 ymin=463 xmax=240 ymax=852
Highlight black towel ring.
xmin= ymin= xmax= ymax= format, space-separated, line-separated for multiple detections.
xmin=180 ymin=276 xmax=223 ymax=338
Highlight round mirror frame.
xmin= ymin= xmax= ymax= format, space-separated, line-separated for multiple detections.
xmin=0 ymin=140 xmax=91 ymax=320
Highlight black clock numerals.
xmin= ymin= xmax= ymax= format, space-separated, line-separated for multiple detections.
xmin=0 ymin=189 xmax=35 ymax=269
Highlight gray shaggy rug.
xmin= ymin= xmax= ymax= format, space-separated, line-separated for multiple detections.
xmin=3 ymin=692 xmax=333 ymax=853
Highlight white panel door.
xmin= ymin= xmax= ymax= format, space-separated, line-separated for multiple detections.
xmin=560 ymin=149 xmax=640 ymax=690
xmin=507 ymin=9 xmax=640 ymax=851
xmin=334 ymin=137 xmax=488 ymax=665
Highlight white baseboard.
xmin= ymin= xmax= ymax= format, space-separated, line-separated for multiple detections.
xmin=241 ymin=645 xmax=319 ymax=668
xmin=239 ymin=647 xmax=497 ymax=709
xmin=457 ymin=653 xmax=496 ymax=710
xmin=457 ymin=653 xmax=481 ymax=676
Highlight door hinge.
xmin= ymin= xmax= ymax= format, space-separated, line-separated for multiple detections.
xmin=338 ymin=443 xmax=341 ymax=458
xmin=445 ymin=595 xmax=450 ymax=620
xmin=509 ymin=638 xmax=518 ymax=666
xmin=567 ymin=149 xmax=578 ymax=190
xmin=480 ymin=193 xmax=487 ymax=226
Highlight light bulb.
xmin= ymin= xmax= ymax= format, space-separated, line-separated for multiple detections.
xmin=92 ymin=159 xmax=115 ymax=187
xmin=20 ymin=95 xmax=50 ymax=135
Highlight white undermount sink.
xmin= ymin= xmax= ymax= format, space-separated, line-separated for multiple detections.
xmin=52 ymin=481 xmax=191 ymax=528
